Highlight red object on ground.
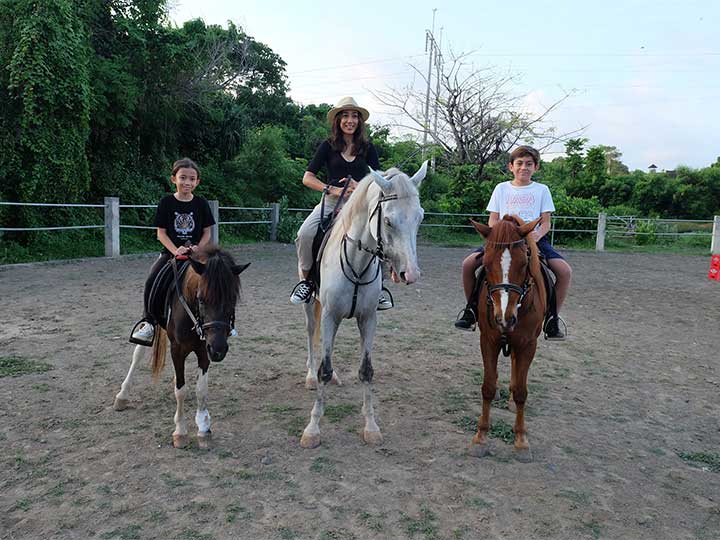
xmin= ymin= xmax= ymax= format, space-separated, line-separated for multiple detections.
xmin=709 ymin=255 xmax=720 ymax=281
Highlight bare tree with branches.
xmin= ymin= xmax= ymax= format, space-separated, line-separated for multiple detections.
xmin=372 ymin=52 xmax=583 ymax=178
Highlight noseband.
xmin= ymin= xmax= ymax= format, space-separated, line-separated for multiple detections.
xmin=484 ymin=240 xmax=532 ymax=323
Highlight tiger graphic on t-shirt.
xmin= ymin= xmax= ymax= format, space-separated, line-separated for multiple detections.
xmin=174 ymin=212 xmax=195 ymax=236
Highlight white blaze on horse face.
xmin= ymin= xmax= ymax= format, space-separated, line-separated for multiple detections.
xmin=500 ymin=248 xmax=511 ymax=316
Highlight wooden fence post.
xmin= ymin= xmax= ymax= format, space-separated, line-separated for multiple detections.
xmin=712 ymin=215 xmax=720 ymax=255
xmin=596 ymin=212 xmax=607 ymax=252
xmin=270 ymin=202 xmax=280 ymax=241
xmin=209 ymin=200 xmax=219 ymax=244
xmin=104 ymin=197 xmax=120 ymax=257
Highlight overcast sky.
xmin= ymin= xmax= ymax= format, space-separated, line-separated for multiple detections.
xmin=169 ymin=0 xmax=719 ymax=172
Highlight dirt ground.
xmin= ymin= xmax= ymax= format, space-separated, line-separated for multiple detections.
xmin=1 ymin=242 xmax=719 ymax=540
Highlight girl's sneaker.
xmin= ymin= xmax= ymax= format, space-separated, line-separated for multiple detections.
xmin=290 ymin=280 xmax=315 ymax=304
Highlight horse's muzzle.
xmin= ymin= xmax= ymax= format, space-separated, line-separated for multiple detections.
xmin=207 ymin=343 xmax=228 ymax=362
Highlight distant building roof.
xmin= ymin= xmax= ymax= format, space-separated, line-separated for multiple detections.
xmin=648 ymin=164 xmax=658 ymax=169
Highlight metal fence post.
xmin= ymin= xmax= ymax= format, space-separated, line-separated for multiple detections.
xmin=209 ymin=200 xmax=219 ymax=244
xmin=596 ymin=212 xmax=607 ymax=251
xmin=270 ymin=202 xmax=280 ymax=241
xmin=712 ymin=215 xmax=720 ymax=255
xmin=104 ymin=197 xmax=120 ymax=257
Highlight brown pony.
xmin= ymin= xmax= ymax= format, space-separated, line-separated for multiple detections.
xmin=114 ymin=246 xmax=249 ymax=448
xmin=468 ymin=215 xmax=546 ymax=462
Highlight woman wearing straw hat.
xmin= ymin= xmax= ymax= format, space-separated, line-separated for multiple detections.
xmin=290 ymin=96 xmax=392 ymax=308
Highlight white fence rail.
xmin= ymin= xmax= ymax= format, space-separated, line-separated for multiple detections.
xmin=2 ymin=200 xmax=719 ymax=256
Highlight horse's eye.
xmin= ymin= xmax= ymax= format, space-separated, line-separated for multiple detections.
xmin=384 ymin=217 xmax=392 ymax=228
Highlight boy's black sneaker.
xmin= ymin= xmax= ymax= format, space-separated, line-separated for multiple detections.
xmin=454 ymin=306 xmax=477 ymax=331
xmin=544 ymin=316 xmax=566 ymax=341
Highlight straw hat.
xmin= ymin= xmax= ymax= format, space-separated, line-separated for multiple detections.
xmin=327 ymin=96 xmax=370 ymax=125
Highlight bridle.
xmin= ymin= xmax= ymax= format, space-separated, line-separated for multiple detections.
xmin=340 ymin=193 xmax=403 ymax=318
xmin=171 ymin=257 xmax=234 ymax=341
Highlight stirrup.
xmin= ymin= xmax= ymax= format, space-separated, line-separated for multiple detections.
xmin=129 ymin=319 xmax=154 ymax=347
xmin=377 ymin=286 xmax=394 ymax=311
xmin=454 ymin=307 xmax=477 ymax=331
xmin=543 ymin=315 xmax=567 ymax=341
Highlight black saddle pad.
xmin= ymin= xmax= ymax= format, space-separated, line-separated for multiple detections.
xmin=148 ymin=260 xmax=190 ymax=328
xmin=309 ymin=213 xmax=335 ymax=289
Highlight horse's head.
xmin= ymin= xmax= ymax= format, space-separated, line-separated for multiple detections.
xmin=368 ymin=161 xmax=427 ymax=284
xmin=188 ymin=247 xmax=250 ymax=362
xmin=472 ymin=215 xmax=540 ymax=333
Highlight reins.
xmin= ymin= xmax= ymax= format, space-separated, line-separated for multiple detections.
xmin=339 ymin=193 xmax=399 ymax=318
xmin=171 ymin=256 xmax=234 ymax=341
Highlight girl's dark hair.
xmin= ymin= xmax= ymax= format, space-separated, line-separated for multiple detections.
xmin=328 ymin=111 xmax=369 ymax=157
xmin=172 ymin=158 xmax=201 ymax=177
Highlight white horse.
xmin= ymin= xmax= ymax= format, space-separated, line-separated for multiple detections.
xmin=300 ymin=162 xmax=427 ymax=448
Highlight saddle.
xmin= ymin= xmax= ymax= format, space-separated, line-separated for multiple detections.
xmin=472 ymin=257 xmax=558 ymax=324
xmin=147 ymin=259 xmax=191 ymax=329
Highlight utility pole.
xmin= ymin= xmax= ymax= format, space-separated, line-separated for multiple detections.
xmin=422 ymin=9 xmax=437 ymax=162
xmin=431 ymin=26 xmax=443 ymax=172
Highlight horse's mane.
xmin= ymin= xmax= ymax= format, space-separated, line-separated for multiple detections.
xmin=328 ymin=168 xmax=419 ymax=245
xmin=183 ymin=245 xmax=241 ymax=310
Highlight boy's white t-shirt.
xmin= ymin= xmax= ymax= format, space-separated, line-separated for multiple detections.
xmin=486 ymin=181 xmax=555 ymax=223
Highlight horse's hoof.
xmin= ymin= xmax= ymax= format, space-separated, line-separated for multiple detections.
xmin=300 ymin=432 xmax=321 ymax=449
xmin=363 ymin=430 xmax=384 ymax=446
xmin=330 ymin=372 xmax=342 ymax=386
xmin=173 ymin=434 xmax=190 ymax=448
xmin=507 ymin=400 xmax=517 ymax=413
xmin=515 ymin=447 xmax=533 ymax=462
xmin=305 ymin=378 xmax=318 ymax=390
xmin=468 ymin=443 xmax=492 ymax=458
xmin=197 ymin=432 xmax=212 ymax=449
xmin=113 ymin=398 xmax=129 ymax=411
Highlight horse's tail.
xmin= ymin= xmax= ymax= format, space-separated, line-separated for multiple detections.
xmin=150 ymin=327 xmax=168 ymax=380
xmin=313 ymin=299 xmax=322 ymax=350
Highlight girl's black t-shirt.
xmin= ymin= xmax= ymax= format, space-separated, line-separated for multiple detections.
xmin=306 ymin=140 xmax=380 ymax=186
xmin=153 ymin=195 xmax=215 ymax=253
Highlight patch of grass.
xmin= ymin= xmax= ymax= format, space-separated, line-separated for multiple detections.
xmin=32 ymin=383 xmax=51 ymax=392
xmin=488 ymin=419 xmax=515 ymax=444
xmin=358 ymin=510 xmax=385 ymax=531
xmin=557 ymin=489 xmax=592 ymax=509
xmin=318 ymin=530 xmax=356 ymax=540
xmin=147 ymin=510 xmax=168 ymax=523
xmin=225 ymin=503 xmax=251 ymax=523
xmin=176 ymin=529 xmax=214 ymax=540
xmin=453 ymin=415 xmax=477 ymax=433
xmin=266 ymin=404 xmax=300 ymax=415
xmin=161 ymin=473 xmax=190 ymax=488
xmin=15 ymin=498 xmax=31 ymax=511
xmin=649 ymin=447 xmax=666 ymax=456
xmin=678 ymin=451 xmax=720 ymax=472
xmin=465 ymin=497 xmax=492 ymax=509
xmin=579 ymin=519 xmax=602 ymax=540
xmin=310 ymin=456 xmax=336 ymax=475
xmin=99 ymin=524 xmax=142 ymax=540
xmin=277 ymin=527 xmax=300 ymax=540
xmin=443 ymin=390 xmax=467 ymax=414
xmin=287 ymin=416 xmax=306 ymax=437
xmin=469 ymin=369 xmax=484 ymax=385
xmin=324 ymin=403 xmax=359 ymax=423
xmin=0 ymin=356 xmax=53 ymax=377
xmin=233 ymin=468 xmax=282 ymax=482
xmin=401 ymin=505 xmax=439 ymax=540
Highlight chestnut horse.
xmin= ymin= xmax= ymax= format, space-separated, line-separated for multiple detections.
xmin=114 ymin=246 xmax=249 ymax=448
xmin=467 ymin=215 xmax=546 ymax=462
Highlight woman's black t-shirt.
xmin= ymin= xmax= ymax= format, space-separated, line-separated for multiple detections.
xmin=153 ymin=195 xmax=216 ymax=254
xmin=306 ymin=140 xmax=380 ymax=187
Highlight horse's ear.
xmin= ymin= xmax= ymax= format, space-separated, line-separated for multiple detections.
xmin=231 ymin=263 xmax=250 ymax=275
xmin=409 ymin=160 xmax=428 ymax=187
xmin=518 ymin=217 xmax=542 ymax=237
xmin=471 ymin=219 xmax=492 ymax=238
xmin=189 ymin=258 xmax=205 ymax=275
xmin=370 ymin=169 xmax=393 ymax=193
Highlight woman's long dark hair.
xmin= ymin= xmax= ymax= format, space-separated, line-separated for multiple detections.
xmin=329 ymin=111 xmax=369 ymax=157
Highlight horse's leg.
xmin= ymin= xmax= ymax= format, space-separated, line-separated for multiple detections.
xmin=469 ymin=336 xmax=500 ymax=457
xmin=357 ymin=313 xmax=382 ymax=445
xmin=300 ymin=311 xmax=341 ymax=448
xmin=507 ymin=368 xmax=517 ymax=413
xmin=171 ymin=343 xmax=191 ymax=448
xmin=113 ymin=345 xmax=146 ymax=411
xmin=195 ymin=348 xmax=212 ymax=449
xmin=510 ymin=341 xmax=537 ymax=462
xmin=303 ymin=301 xmax=319 ymax=389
